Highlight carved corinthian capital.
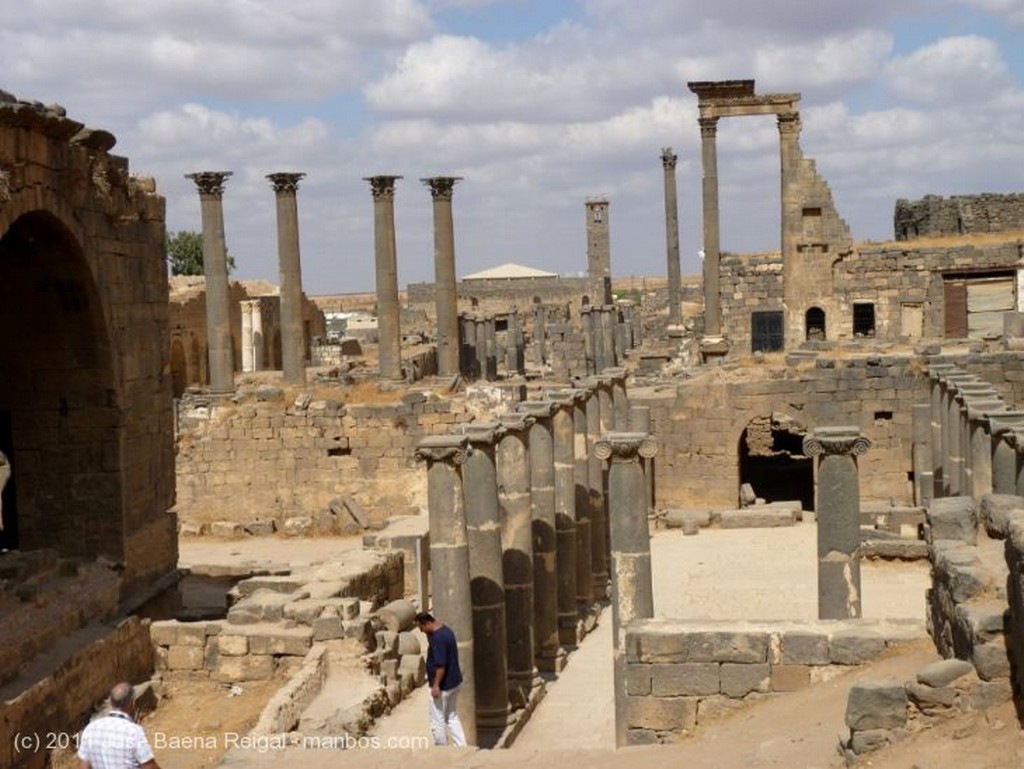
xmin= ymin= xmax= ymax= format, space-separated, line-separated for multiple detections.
xmin=661 ymin=147 xmax=677 ymax=170
xmin=698 ymin=117 xmax=719 ymax=139
xmin=802 ymin=427 xmax=871 ymax=458
xmin=777 ymin=111 xmax=802 ymax=136
xmin=186 ymin=171 xmax=232 ymax=196
xmin=421 ymin=176 xmax=462 ymax=201
xmin=414 ymin=435 xmax=470 ymax=464
xmin=363 ymin=175 xmax=402 ymax=202
xmin=593 ymin=432 xmax=659 ymax=461
xmin=267 ymin=172 xmax=305 ymax=193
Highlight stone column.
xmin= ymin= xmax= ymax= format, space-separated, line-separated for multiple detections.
xmin=364 ymin=175 xmax=403 ymax=381
xmin=580 ymin=379 xmax=609 ymax=599
xmin=803 ymin=427 xmax=871 ymax=620
xmin=1012 ymin=429 xmax=1024 ymax=497
xmin=988 ymin=412 xmax=1024 ymax=494
xmin=495 ymin=413 xmax=538 ymax=708
xmin=241 ymin=300 xmax=254 ymax=373
xmin=965 ymin=400 xmax=1004 ymax=499
xmin=661 ymin=147 xmax=681 ymax=326
xmin=941 ymin=374 xmax=980 ymax=494
xmin=267 ymin=172 xmax=307 ymax=384
xmin=476 ymin=317 xmax=489 ymax=381
xmin=548 ymin=392 xmax=579 ymax=648
xmin=581 ymin=307 xmax=596 ymax=375
xmin=533 ymin=306 xmax=546 ymax=367
xmin=928 ymin=364 xmax=958 ymax=494
xmin=457 ymin=422 xmax=511 ymax=741
xmin=250 ymin=300 xmax=264 ymax=371
xmin=594 ymin=433 xmax=657 ymax=748
xmin=601 ymin=306 xmax=617 ymax=368
xmin=518 ymin=400 xmax=565 ymax=672
xmin=461 ymin=314 xmax=477 ymax=378
xmin=414 ymin=435 xmax=476 ymax=745
xmin=912 ymin=403 xmax=933 ymax=507
xmin=953 ymin=383 xmax=1000 ymax=493
xmin=596 ymin=374 xmax=615 ymax=434
xmin=778 ymin=111 xmax=801 ymax=343
xmin=608 ymin=367 xmax=629 ymax=431
xmin=423 ymin=177 xmax=462 ymax=377
xmin=570 ymin=390 xmax=593 ymax=607
xmin=486 ymin=317 xmax=498 ymax=380
xmin=186 ymin=171 xmax=234 ymax=393
xmin=629 ymin=405 xmax=655 ymax=516
xmin=505 ymin=311 xmax=522 ymax=375
xmin=698 ymin=117 xmax=721 ymax=336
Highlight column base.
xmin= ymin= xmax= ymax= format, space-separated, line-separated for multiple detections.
xmin=558 ymin=612 xmax=581 ymax=648
xmin=591 ymin=572 xmax=610 ymax=600
xmin=535 ymin=647 xmax=568 ymax=674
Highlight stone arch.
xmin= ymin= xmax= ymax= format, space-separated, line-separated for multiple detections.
xmin=806 ymin=306 xmax=826 ymax=340
xmin=0 ymin=209 xmax=122 ymax=554
xmin=737 ymin=413 xmax=814 ymax=510
xmin=170 ymin=337 xmax=188 ymax=397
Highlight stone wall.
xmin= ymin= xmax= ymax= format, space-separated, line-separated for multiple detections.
xmin=895 ymin=194 xmax=1024 ymax=240
xmin=175 ymin=387 xmax=470 ymax=527
xmin=718 ymin=240 xmax=1022 ymax=352
xmin=0 ymin=616 xmax=154 ymax=769
xmin=624 ymin=618 xmax=922 ymax=744
xmin=407 ymin=275 xmax=599 ymax=323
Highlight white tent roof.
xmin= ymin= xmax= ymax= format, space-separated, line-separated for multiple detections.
xmin=461 ymin=262 xmax=559 ymax=281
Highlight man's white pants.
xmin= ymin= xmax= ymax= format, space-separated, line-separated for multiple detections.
xmin=428 ymin=684 xmax=466 ymax=746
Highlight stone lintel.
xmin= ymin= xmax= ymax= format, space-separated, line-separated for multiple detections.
xmin=963 ymin=400 xmax=1006 ymax=421
xmin=595 ymin=432 xmax=658 ymax=461
xmin=266 ymin=172 xmax=305 ymax=193
xmin=414 ymin=434 xmax=469 ymax=464
xmin=803 ymin=427 xmax=870 ymax=457
xmin=186 ymin=171 xmax=232 ymax=195
xmin=687 ymin=80 xmax=755 ymax=100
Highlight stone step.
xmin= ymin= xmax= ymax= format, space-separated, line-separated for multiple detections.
xmin=717 ymin=509 xmax=796 ymax=529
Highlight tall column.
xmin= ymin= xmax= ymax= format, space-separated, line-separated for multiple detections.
xmin=241 ymin=300 xmax=254 ymax=373
xmin=461 ymin=314 xmax=477 ymax=378
xmin=965 ymin=400 xmax=1003 ymax=499
xmin=928 ymin=364 xmax=958 ymax=494
xmin=698 ymin=117 xmax=721 ymax=336
xmin=1012 ymin=429 xmax=1024 ymax=497
xmin=518 ymin=400 xmax=565 ymax=673
xmin=475 ymin=317 xmax=489 ymax=381
xmin=595 ymin=433 xmax=658 ymax=747
xmin=629 ymin=405 xmax=655 ymax=516
xmin=251 ymin=301 xmax=264 ymax=370
xmin=663 ymin=147 xmax=682 ymax=326
xmin=581 ymin=307 xmax=596 ymax=375
xmin=988 ymin=413 xmax=1024 ymax=494
xmin=548 ymin=392 xmax=579 ymax=648
xmin=570 ymin=390 xmax=593 ymax=607
xmin=458 ymin=422 xmax=510 ymax=742
xmin=532 ymin=305 xmax=546 ymax=366
xmin=414 ymin=435 xmax=476 ymax=745
xmin=803 ymin=427 xmax=871 ymax=620
xmin=496 ymin=413 xmax=538 ymax=709
xmin=600 ymin=306 xmax=617 ymax=369
xmin=912 ymin=403 xmax=933 ymax=507
xmin=586 ymin=198 xmax=613 ymax=305
xmin=423 ymin=176 xmax=462 ymax=377
xmin=186 ymin=171 xmax=234 ymax=393
xmin=364 ymin=175 xmax=403 ymax=381
xmin=954 ymin=383 xmax=1000 ymax=493
xmin=268 ymin=172 xmax=307 ymax=384
xmin=778 ymin=111 xmax=802 ymax=343
xmin=581 ymin=379 xmax=609 ymax=599
xmin=608 ymin=368 xmax=629 ymax=431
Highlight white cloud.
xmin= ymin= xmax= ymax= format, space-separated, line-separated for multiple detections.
xmin=886 ymin=35 xmax=1013 ymax=105
xmin=958 ymin=0 xmax=1024 ymax=24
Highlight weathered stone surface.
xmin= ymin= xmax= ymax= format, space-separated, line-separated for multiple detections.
xmin=210 ymin=521 xmax=245 ymax=538
xmin=626 ymin=695 xmax=697 ymax=731
xmin=916 ymin=658 xmax=975 ymax=687
xmin=312 ymin=616 xmax=344 ymax=641
xmin=688 ymin=631 xmax=768 ymax=663
xmin=782 ymin=631 xmax=830 ymax=665
xmin=927 ymin=497 xmax=977 ymax=545
xmin=398 ymin=653 xmax=426 ymax=687
xmin=166 ymin=645 xmax=205 ymax=670
xmin=627 ymin=664 xmax=652 ymax=696
xmin=972 ymin=640 xmax=1011 ymax=681
xmin=771 ymin=664 xmax=810 ymax=692
xmin=720 ymin=663 xmax=770 ymax=697
xmin=151 ymin=620 xmax=210 ymax=647
xmin=830 ymin=630 xmax=886 ymax=664
xmin=906 ymin=681 xmax=955 ymax=710
xmin=845 ymin=680 xmax=908 ymax=730
xmin=243 ymin=519 xmax=277 ymax=536
xmin=282 ymin=516 xmax=314 ymax=536
xmin=247 ymin=627 xmax=314 ymax=656
xmin=849 ymin=729 xmax=891 ymax=755
xmin=969 ymin=679 xmax=1012 ymax=710
xmin=216 ymin=634 xmax=249 ymax=656
xmin=213 ymin=654 xmax=275 ymax=682
xmin=979 ymin=494 xmax=1024 ymax=539
xmin=626 ymin=729 xmax=661 ymax=745
xmin=719 ymin=509 xmax=794 ymax=529
xmin=633 ymin=630 xmax=688 ymax=662
xmin=651 ymin=662 xmax=720 ymax=696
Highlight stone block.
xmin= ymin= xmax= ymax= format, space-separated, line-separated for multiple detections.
xmin=651 ymin=662 xmax=719 ymax=696
xmin=688 ymin=631 xmax=768 ymax=663
xmin=916 ymin=658 xmax=975 ymax=687
xmin=312 ymin=616 xmax=344 ymax=641
xmin=626 ymin=729 xmax=660 ymax=745
xmin=906 ymin=682 xmax=955 ymax=711
xmin=167 ymin=645 xmax=205 ymax=670
xmin=243 ymin=520 xmax=276 ymax=537
xmin=956 ymin=602 xmax=1008 ymax=645
xmin=782 ymin=631 xmax=830 ymax=665
xmin=969 ymin=679 xmax=1012 ymax=710
xmin=845 ymin=681 xmax=908 ymax=731
xmin=398 ymin=654 xmax=426 ymax=687
xmin=928 ymin=497 xmax=978 ymax=545
xmin=972 ymin=640 xmax=1011 ymax=681
xmin=247 ymin=627 xmax=313 ymax=656
xmin=217 ymin=634 xmax=248 ymax=656
xmin=626 ymin=664 xmax=652 ymax=695
xmin=696 ymin=694 xmax=754 ymax=723
xmin=849 ymin=729 xmax=891 ymax=755
xmin=719 ymin=509 xmax=794 ymax=529
xmin=227 ymin=589 xmax=293 ymax=625
xmin=213 ymin=654 xmax=275 ymax=682
xmin=979 ymin=494 xmax=1023 ymax=539
xmin=210 ymin=521 xmax=245 ymax=538
xmin=150 ymin=621 xmax=209 ymax=647
xmin=626 ymin=696 xmax=697 ymax=732
xmin=720 ymin=663 xmax=770 ymax=697
xmin=282 ymin=516 xmax=313 ymax=536
xmin=830 ymin=630 xmax=886 ymax=664
xmin=771 ymin=665 xmax=810 ymax=692
xmin=634 ymin=630 xmax=688 ymax=662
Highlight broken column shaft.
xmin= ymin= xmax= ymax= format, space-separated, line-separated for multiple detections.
xmin=364 ymin=175 xmax=403 ymax=381
xmin=267 ymin=172 xmax=307 ymax=384
xmin=423 ymin=176 xmax=462 ymax=377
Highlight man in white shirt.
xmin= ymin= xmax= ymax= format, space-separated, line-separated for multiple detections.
xmin=78 ymin=682 xmax=160 ymax=769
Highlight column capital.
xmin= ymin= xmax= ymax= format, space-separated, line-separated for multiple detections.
xmin=421 ymin=176 xmax=463 ymax=201
xmin=986 ymin=411 xmax=1024 ymax=435
xmin=777 ymin=111 xmax=802 ymax=136
xmin=497 ymin=412 xmax=535 ymax=433
xmin=545 ymin=389 xmax=580 ymax=408
xmin=660 ymin=147 xmax=677 ymax=170
xmin=803 ymin=427 xmax=871 ymax=457
xmin=594 ymin=432 xmax=658 ymax=461
xmin=698 ymin=116 xmax=719 ymax=138
xmin=186 ymin=171 xmax=232 ymax=196
xmin=266 ymin=172 xmax=305 ymax=193
xmin=363 ymin=175 xmax=402 ymax=201
xmin=457 ymin=420 xmax=499 ymax=446
xmin=518 ymin=400 xmax=557 ymax=419
xmin=414 ymin=435 xmax=469 ymax=464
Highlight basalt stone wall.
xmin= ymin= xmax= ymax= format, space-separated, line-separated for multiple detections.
xmin=718 ymin=241 xmax=1022 ymax=353
xmin=895 ymin=194 xmax=1024 ymax=241
xmin=174 ymin=389 xmax=469 ymax=527
xmin=407 ymin=276 xmax=598 ymax=322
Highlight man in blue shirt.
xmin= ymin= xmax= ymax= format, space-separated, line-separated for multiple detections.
xmin=415 ymin=611 xmax=466 ymax=746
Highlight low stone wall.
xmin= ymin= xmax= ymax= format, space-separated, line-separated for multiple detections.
xmin=0 ymin=616 xmax=154 ymax=769
xmin=624 ymin=617 xmax=924 ymax=744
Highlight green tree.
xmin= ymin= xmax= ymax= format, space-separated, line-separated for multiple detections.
xmin=167 ymin=229 xmax=235 ymax=276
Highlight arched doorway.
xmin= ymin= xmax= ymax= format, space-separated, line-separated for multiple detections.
xmin=806 ymin=306 xmax=826 ymax=341
xmin=0 ymin=211 xmax=121 ymax=555
xmin=738 ymin=414 xmax=814 ymax=511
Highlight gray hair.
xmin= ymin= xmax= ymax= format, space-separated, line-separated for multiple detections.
xmin=109 ymin=682 xmax=135 ymax=710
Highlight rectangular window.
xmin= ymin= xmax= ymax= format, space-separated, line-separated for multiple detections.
xmin=853 ymin=303 xmax=876 ymax=337
xmin=751 ymin=311 xmax=784 ymax=353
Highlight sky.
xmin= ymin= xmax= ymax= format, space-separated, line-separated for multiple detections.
xmin=2 ymin=0 xmax=1023 ymax=294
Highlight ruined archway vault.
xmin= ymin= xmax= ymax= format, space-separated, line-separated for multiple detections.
xmin=0 ymin=97 xmax=176 ymax=593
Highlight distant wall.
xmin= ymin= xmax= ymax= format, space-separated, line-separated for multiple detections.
xmin=895 ymin=194 xmax=1024 ymax=240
